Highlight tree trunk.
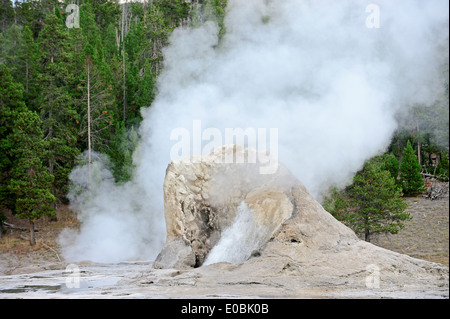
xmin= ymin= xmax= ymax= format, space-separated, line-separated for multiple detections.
xmin=25 ymin=60 xmax=29 ymax=94
xmin=143 ymin=0 xmax=147 ymax=21
xmin=13 ymin=4 xmax=17 ymax=25
xmin=47 ymin=84 xmax=56 ymax=213
xmin=115 ymin=26 xmax=120 ymax=50
xmin=121 ymin=2 xmax=127 ymax=123
xmin=364 ymin=216 xmax=371 ymax=242
xmin=87 ymin=58 xmax=92 ymax=176
xmin=29 ymin=220 xmax=35 ymax=246
xmin=48 ymin=108 xmax=54 ymax=176
xmin=364 ymin=228 xmax=371 ymax=242
xmin=417 ymin=142 xmax=421 ymax=166
xmin=122 ymin=49 xmax=126 ymax=122
xmin=48 ymin=53 xmax=55 ymax=177
xmin=416 ymin=119 xmax=421 ymax=166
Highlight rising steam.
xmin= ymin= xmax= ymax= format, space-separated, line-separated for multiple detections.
xmin=204 ymin=201 xmax=265 ymax=265
xmin=59 ymin=0 xmax=449 ymax=263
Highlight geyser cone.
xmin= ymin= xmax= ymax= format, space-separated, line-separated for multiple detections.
xmin=154 ymin=145 xmax=357 ymax=269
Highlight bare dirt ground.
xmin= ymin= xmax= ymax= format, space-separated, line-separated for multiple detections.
xmin=372 ymin=196 xmax=449 ymax=267
xmin=0 ymin=205 xmax=79 ymax=276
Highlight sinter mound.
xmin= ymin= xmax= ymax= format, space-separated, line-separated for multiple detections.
xmin=154 ymin=145 xmax=448 ymax=297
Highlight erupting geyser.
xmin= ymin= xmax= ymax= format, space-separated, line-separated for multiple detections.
xmin=154 ymin=145 xmax=355 ymax=269
xmin=60 ymin=0 xmax=449 ymax=266
xmin=150 ymin=145 xmax=447 ymax=299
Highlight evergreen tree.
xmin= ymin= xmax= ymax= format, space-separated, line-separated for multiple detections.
xmin=81 ymin=2 xmax=115 ymax=145
xmin=81 ymin=0 xmax=121 ymax=36
xmin=103 ymin=22 xmax=121 ymax=62
xmin=7 ymin=110 xmax=55 ymax=246
xmin=0 ymin=0 xmax=14 ymax=34
xmin=437 ymin=152 xmax=449 ymax=181
xmin=17 ymin=25 xmax=40 ymax=105
xmin=107 ymin=122 xmax=139 ymax=183
xmin=145 ymin=4 xmax=171 ymax=75
xmin=15 ymin=0 xmax=56 ymax=38
xmin=399 ymin=140 xmax=425 ymax=196
xmin=377 ymin=153 xmax=400 ymax=184
xmin=124 ymin=18 xmax=144 ymax=122
xmin=135 ymin=59 xmax=156 ymax=112
xmin=0 ymin=24 xmax=22 ymax=72
xmin=156 ymin=0 xmax=191 ymax=27
xmin=0 ymin=63 xmax=26 ymax=219
xmin=37 ymin=13 xmax=80 ymax=200
xmin=322 ymin=186 xmax=349 ymax=223
xmin=324 ymin=158 xmax=410 ymax=242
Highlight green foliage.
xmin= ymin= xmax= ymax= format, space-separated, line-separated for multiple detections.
xmin=76 ymin=2 xmax=115 ymax=153
xmin=322 ymin=186 xmax=350 ymax=222
xmin=82 ymin=0 xmax=121 ymax=35
xmin=17 ymin=25 xmax=40 ymax=105
xmin=204 ymin=0 xmax=227 ymax=37
xmin=107 ymin=122 xmax=139 ymax=184
xmin=190 ymin=0 xmax=227 ymax=38
xmin=156 ymin=0 xmax=191 ymax=26
xmin=370 ymin=153 xmax=400 ymax=182
xmin=382 ymin=153 xmax=400 ymax=182
xmin=436 ymin=153 xmax=449 ymax=181
xmin=37 ymin=13 xmax=80 ymax=199
xmin=0 ymin=0 xmax=15 ymax=34
xmin=0 ymin=24 xmax=22 ymax=71
xmin=399 ymin=140 xmax=425 ymax=195
xmin=0 ymin=63 xmax=27 ymax=213
xmin=324 ymin=157 xmax=410 ymax=242
xmin=136 ymin=59 xmax=156 ymax=110
xmin=7 ymin=109 xmax=55 ymax=244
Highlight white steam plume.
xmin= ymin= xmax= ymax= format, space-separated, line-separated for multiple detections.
xmin=60 ymin=0 xmax=449 ymax=263
xmin=204 ymin=201 xmax=265 ymax=265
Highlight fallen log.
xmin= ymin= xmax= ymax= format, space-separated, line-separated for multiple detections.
xmin=423 ymin=181 xmax=449 ymax=200
xmin=4 ymin=222 xmax=40 ymax=232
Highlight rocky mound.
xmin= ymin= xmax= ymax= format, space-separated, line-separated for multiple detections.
xmin=153 ymin=145 xmax=448 ymax=297
xmin=155 ymin=145 xmax=306 ymax=268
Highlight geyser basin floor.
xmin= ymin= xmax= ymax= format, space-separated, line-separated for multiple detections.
xmin=0 ymin=255 xmax=447 ymax=299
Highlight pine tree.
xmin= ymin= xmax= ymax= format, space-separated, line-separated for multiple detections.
xmin=0 ymin=0 xmax=14 ymax=34
xmin=399 ymin=140 xmax=425 ymax=196
xmin=120 ymin=1 xmax=128 ymax=122
xmin=325 ymin=158 xmax=410 ymax=242
xmin=0 ymin=24 xmax=22 ymax=73
xmin=79 ymin=2 xmax=115 ymax=157
xmin=125 ymin=17 xmax=157 ymax=121
xmin=8 ymin=110 xmax=55 ymax=246
xmin=37 ymin=13 xmax=80 ymax=200
xmin=0 ymin=63 xmax=26 ymax=221
xmin=107 ymin=122 xmax=139 ymax=183
xmin=135 ymin=59 xmax=156 ymax=112
xmin=16 ymin=25 xmax=40 ymax=106
xmin=437 ymin=152 xmax=449 ymax=181
xmin=81 ymin=0 xmax=121 ymax=36
xmin=144 ymin=3 xmax=179 ymax=75
xmin=382 ymin=153 xmax=400 ymax=182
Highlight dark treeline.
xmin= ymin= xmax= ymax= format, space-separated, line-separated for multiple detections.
xmin=0 ymin=0 xmax=227 ymax=242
